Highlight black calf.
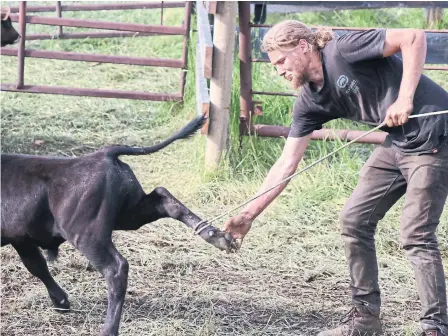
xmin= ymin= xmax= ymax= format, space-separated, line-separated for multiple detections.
xmin=1 ymin=115 xmax=235 ymax=336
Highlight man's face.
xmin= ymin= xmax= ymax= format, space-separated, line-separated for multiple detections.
xmin=268 ymin=42 xmax=310 ymax=90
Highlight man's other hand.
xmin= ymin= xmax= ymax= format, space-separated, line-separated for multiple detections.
xmin=385 ymin=97 xmax=413 ymax=127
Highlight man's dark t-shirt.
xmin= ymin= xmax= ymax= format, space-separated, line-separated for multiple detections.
xmin=288 ymin=29 xmax=448 ymax=155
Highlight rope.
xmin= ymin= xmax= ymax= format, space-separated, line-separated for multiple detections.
xmin=193 ymin=109 xmax=448 ymax=234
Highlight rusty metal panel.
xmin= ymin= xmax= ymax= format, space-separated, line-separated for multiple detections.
xmin=423 ymin=65 xmax=448 ymax=70
xmin=9 ymin=14 xmax=186 ymax=35
xmin=238 ymin=1 xmax=253 ymax=134
xmin=179 ymin=1 xmax=192 ymax=98
xmin=239 ymin=3 xmax=447 ymax=144
xmin=1 ymin=84 xmax=182 ymax=102
xmin=1 ymin=48 xmax=183 ymax=68
xmin=9 ymin=2 xmax=186 ymax=13
xmin=251 ymin=58 xmax=447 ymax=71
xmin=206 ymin=2 xmax=218 ymax=14
xmin=250 ymin=124 xmax=387 ymax=144
xmin=23 ymin=31 xmax=160 ymax=40
xmin=251 ymin=24 xmax=448 ymax=33
xmin=250 ymin=1 xmax=448 ymax=12
xmin=56 ymin=1 xmax=63 ymax=36
xmin=3 ymin=1 xmax=190 ymax=102
xmin=16 ymin=2 xmax=27 ymax=89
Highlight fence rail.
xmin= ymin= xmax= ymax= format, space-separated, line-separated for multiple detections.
xmin=9 ymin=14 xmax=186 ymax=35
xmin=1 ymin=48 xmax=184 ymax=68
xmin=9 ymin=2 xmax=185 ymax=13
xmin=251 ymin=1 xmax=448 ymax=12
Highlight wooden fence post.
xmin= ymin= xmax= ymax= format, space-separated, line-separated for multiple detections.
xmin=425 ymin=7 xmax=443 ymax=27
xmin=204 ymin=1 xmax=237 ymax=171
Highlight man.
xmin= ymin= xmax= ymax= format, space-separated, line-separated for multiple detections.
xmin=224 ymin=20 xmax=448 ymax=336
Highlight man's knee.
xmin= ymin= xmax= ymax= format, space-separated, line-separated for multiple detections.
xmin=340 ymin=205 xmax=364 ymax=241
xmin=400 ymin=228 xmax=440 ymax=258
xmin=400 ymin=213 xmax=442 ymax=262
xmin=339 ymin=205 xmax=356 ymax=236
xmin=339 ymin=203 xmax=378 ymax=244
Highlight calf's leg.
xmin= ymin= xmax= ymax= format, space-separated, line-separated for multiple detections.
xmin=126 ymin=187 xmax=235 ymax=251
xmin=13 ymin=243 xmax=70 ymax=310
xmin=75 ymin=239 xmax=128 ymax=336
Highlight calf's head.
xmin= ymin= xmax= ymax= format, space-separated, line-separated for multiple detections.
xmin=1 ymin=7 xmax=20 ymax=47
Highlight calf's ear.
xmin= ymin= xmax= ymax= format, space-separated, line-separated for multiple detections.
xmin=1 ymin=7 xmax=11 ymax=21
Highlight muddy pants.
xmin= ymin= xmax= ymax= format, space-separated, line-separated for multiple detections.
xmin=340 ymin=138 xmax=448 ymax=333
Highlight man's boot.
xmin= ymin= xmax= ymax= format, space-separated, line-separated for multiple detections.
xmin=318 ymin=307 xmax=382 ymax=336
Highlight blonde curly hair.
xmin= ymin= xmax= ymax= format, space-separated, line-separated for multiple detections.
xmin=261 ymin=20 xmax=334 ymax=53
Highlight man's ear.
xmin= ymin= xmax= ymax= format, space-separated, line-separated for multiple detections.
xmin=298 ymin=39 xmax=310 ymax=53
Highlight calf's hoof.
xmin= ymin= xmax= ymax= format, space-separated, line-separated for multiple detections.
xmin=50 ymin=293 xmax=71 ymax=312
xmin=198 ymin=225 xmax=238 ymax=252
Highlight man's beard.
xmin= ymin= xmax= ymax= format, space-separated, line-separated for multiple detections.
xmin=291 ymin=60 xmax=310 ymax=90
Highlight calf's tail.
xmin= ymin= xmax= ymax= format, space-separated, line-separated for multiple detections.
xmin=104 ymin=114 xmax=206 ymax=157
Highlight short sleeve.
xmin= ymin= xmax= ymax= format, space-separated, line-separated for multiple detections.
xmin=336 ymin=29 xmax=386 ymax=63
xmin=288 ymin=98 xmax=336 ymax=138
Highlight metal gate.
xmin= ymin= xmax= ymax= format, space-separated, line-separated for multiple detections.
xmin=238 ymin=1 xmax=448 ymax=144
xmin=1 ymin=1 xmax=192 ymax=102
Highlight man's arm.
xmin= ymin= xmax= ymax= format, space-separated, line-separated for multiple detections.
xmin=383 ymin=29 xmax=427 ymax=127
xmin=223 ymin=134 xmax=312 ymax=246
xmin=242 ymin=134 xmax=311 ymax=219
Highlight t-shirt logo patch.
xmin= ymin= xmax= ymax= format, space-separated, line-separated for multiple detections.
xmin=337 ymin=75 xmax=349 ymax=88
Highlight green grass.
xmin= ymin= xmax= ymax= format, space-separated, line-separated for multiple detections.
xmin=1 ymin=3 xmax=447 ymax=336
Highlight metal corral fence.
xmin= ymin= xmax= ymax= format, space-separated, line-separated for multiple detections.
xmin=1 ymin=1 xmax=192 ymax=102
xmin=238 ymin=1 xmax=448 ymax=145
